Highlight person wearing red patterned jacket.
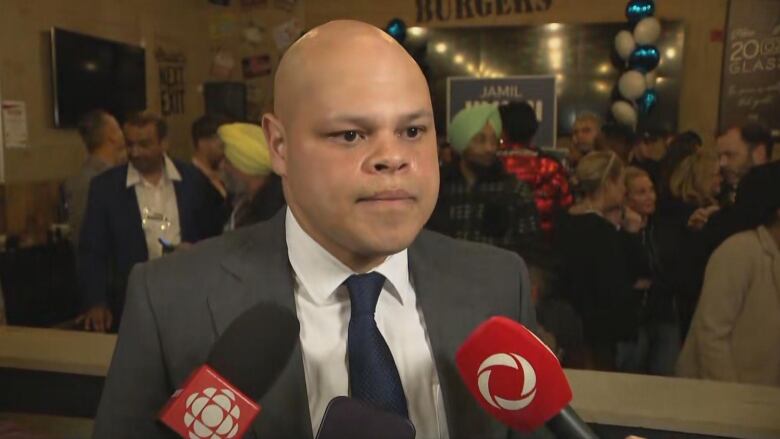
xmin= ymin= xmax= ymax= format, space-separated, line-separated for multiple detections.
xmin=498 ymin=102 xmax=573 ymax=236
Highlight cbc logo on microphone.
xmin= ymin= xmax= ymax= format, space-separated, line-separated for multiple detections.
xmin=477 ymin=353 xmax=537 ymax=411
xmin=184 ymin=387 xmax=241 ymax=439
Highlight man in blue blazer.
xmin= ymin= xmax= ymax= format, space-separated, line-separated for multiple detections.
xmin=78 ymin=112 xmax=224 ymax=332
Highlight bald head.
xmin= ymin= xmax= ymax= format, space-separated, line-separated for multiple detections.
xmin=273 ymin=20 xmax=429 ymax=123
xmin=261 ymin=20 xmax=439 ymax=272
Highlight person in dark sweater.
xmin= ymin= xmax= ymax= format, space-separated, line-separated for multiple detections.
xmin=217 ymin=123 xmax=285 ymax=230
xmin=657 ymin=130 xmax=702 ymax=203
xmin=656 ymin=147 xmax=722 ymax=339
xmin=428 ymin=103 xmax=542 ymax=262
xmin=713 ymin=123 xmax=771 ymax=207
xmin=703 ymin=123 xmax=774 ymax=254
xmin=624 ymin=166 xmax=680 ymax=375
xmin=552 ymin=151 xmax=645 ymax=371
xmin=629 ymin=131 xmax=666 ymax=187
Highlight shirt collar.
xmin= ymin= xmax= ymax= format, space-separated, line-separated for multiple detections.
xmin=285 ymin=207 xmax=410 ymax=306
xmin=126 ymin=155 xmax=182 ymax=188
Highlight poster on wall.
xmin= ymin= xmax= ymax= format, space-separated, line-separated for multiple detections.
xmin=1 ymin=101 xmax=29 ymax=149
xmin=272 ymin=18 xmax=303 ymax=51
xmin=718 ymin=0 xmax=780 ymax=136
xmin=156 ymin=48 xmax=187 ymax=116
xmin=242 ymin=23 xmax=267 ymax=46
xmin=209 ymin=13 xmax=239 ymax=40
xmin=211 ymin=49 xmax=237 ymax=80
xmin=447 ymin=76 xmax=557 ymax=148
xmin=242 ymin=55 xmax=272 ymax=78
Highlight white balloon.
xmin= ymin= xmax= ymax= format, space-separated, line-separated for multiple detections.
xmin=634 ymin=17 xmax=661 ymax=45
xmin=645 ymin=70 xmax=658 ymax=89
xmin=612 ymin=101 xmax=638 ymax=128
xmin=618 ymin=70 xmax=647 ymax=100
xmin=614 ymin=30 xmax=636 ymax=61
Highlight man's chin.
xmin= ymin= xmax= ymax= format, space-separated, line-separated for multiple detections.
xmin=358 ymin=221 xmax=421 ymax=251
xmin=361 ymin=237 xmax=415 ymax=259
xmin=578 ymin=145 xmax=593 ymax=154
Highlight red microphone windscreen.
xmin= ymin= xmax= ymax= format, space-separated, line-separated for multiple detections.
xmin=159 ymin=365 xmax=260 ymax=439
xmin=455 ymin=316 xmax=572 ymax=432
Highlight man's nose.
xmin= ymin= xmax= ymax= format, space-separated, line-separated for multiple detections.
xmin=369 ymin=136 xmax=410 ymax=174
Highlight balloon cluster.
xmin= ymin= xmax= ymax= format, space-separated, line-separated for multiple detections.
xmin=612 ymin=0 xmax=661 ymax=128
xmin=386 ymin=18 xmax=407 ymax=43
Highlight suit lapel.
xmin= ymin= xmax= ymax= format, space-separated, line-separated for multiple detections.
xmin=409 ymin=233 xmax=509 ymax=439
xmin=173 ymin=178 xmax=189 ymax=239
xmin=172 ymin=172 xmax=199 ymax=242
xmin=209 ymin=211 xmax=313 ymax=439
xmin=120 ymin=174 xmax=148 ymax=261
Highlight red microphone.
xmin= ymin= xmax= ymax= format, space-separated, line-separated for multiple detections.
xmin=159 ymin=365 xmax=259 ymax=439
xmin=456 ymin=316 xmax=597 ymax=438
xmin=158 ymin=302 xmax=300 ymax=439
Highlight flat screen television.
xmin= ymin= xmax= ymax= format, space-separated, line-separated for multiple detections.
xmin=50 ymin=27 xmax=146 ymax=128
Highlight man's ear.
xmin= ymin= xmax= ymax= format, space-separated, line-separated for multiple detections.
xmin=262 ymin=113 xmax=287 ymax=177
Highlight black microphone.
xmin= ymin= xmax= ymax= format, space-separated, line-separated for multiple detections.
xmin=547 ymin=406 xmax=599 ymax=439
xmin=315 ymin=396 xmax=416 ymax=439
xmin=159 ymin=301 xmax=300 ymax=439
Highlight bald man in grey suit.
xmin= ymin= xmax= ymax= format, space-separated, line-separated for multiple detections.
xmin=93 ymin=20 xmax=541 ymax=439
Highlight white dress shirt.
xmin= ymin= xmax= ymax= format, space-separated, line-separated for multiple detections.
xmin=126 ymin=155 xmax=182 ymax=259
xmin=286 ymin=208 xmax=450 ymax=438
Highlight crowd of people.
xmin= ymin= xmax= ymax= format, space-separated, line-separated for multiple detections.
xmin=429 ymin=102 xmax=778 ymax=386
xmin=62 ymin=98 xmax=777 ymax=387
xmin=63 ymin=110 xmax=284 ymax=332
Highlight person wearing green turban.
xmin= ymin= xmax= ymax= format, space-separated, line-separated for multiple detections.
xmin=428 ymin=103 xmax=542 ymax=264
xmin=447 ymin=103 xmax=503 ymax=172
xmin=218 ymin=123 xmax=285 ymax=230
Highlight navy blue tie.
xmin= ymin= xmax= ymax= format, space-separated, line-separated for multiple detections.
xmin=346 ymin=272 xmax=409 ymax=418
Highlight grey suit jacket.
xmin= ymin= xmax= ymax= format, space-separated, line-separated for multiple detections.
xmin=64 ymin=155 xmax=110 ymax=251
xmin=93 ymin=211 xmax=544 ymax=439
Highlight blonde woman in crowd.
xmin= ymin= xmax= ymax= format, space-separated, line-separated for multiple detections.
xmin=552 ymin=151 xmax=646 ymax=371
xmin=623 ymin=167 xmax=681 ymax=375
xmin=657 ymin=148 xmax=722 ymax=338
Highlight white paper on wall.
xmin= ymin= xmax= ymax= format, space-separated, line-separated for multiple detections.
xmin=272 ymin=18 xmax=302 ymax=51
xmin=1 ymin=100 xmax=28 ymax=149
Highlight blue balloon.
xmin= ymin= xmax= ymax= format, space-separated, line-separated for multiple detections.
xmin=637 ymin=89 xmax=658 ymax=114
xmin=386 ymin=18 xmax=407 ymax=43
xmin=626 ymin=0 xmax=655 ymax=25
xmin=629 ymin=45 xmax=660 ymax=72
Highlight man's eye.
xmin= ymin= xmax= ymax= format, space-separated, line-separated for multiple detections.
xmin=329 ymin=131 xmax=362 ymax=143
xmin=342 ymin=131 xmax=358 ymax=142
xmin=404 ymin=126 xmax=426 ymax=140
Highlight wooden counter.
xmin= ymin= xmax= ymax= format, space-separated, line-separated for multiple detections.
xmin=0 ymin=326 xmax=115 ymax=377
xmin=2 ymin=326 xmax=780 ymax=438
xmin=566 ymin=369 xmax=780 ymax=438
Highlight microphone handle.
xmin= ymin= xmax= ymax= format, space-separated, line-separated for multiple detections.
xmin=546 ymin=406 xmax=600 ymax=439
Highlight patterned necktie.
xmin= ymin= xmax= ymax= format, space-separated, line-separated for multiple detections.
xmin=345 ymin=272 xmax=409 ymax=418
